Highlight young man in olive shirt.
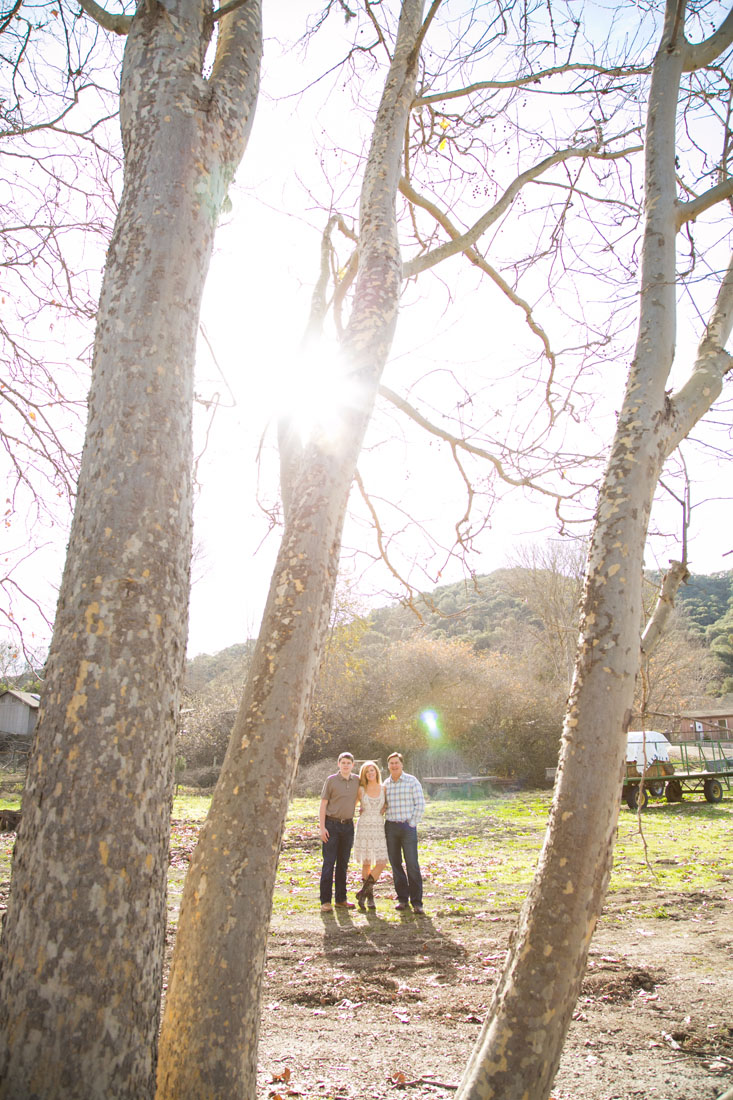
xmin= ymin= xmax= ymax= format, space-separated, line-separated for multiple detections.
xmin=318 ymin=752 xmax=360 ymax=911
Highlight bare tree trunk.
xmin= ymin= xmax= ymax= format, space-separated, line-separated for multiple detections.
xmin=0 ymin=4 xmax=261 ymax=1097
xmin=155 ymin=3 xmax=428 ymax=1096
xmin=457 ymin=4 xmax=733 ymax=1097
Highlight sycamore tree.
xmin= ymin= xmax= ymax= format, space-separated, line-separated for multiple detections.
xmin=457 ymin=3 xmax=733 ymax=1096
xmin=155 ymin=4 xmax=435 ymax=1094
xmin=0 ymin=0 xmax=263 ymax=1096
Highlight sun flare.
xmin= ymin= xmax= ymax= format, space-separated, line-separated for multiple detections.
xmin=280 ymin=342 xmax=359 ymax=446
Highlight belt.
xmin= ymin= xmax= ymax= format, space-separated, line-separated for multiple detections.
xmin=326 ymin=816 xmax=353 ymax=824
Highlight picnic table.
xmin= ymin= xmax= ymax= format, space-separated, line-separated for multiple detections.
xmin=420 ymin=775 xmax=504 ymax=798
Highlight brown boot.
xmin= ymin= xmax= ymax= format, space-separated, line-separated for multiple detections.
xmin=355 ymin=874 xmax=376 ymax=904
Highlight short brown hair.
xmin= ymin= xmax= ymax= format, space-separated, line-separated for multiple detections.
xmin=387 ymin=752 xmax=403 ymax=763
xmin=338 ymin=752 xmax=354 ymax=762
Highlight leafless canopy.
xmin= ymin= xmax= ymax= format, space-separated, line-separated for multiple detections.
xmin=278 ymin=0 xmax=733 ymax=603
xmin=1 ymin=0 xmax=123 ymax=647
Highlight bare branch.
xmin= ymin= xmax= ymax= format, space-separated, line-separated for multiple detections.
xmin=279 ymin=213 xmax=358 ymax=517
xmin=77 ymin=0 xmax=132 ymax=35
xmin=402 ymin=142 xmax=642 ymax=277
xmin=0 ymin=0 xmax=22 ymax=36
xmin=413 ymin=0 xmax=442 ymax=57
xmin=399 ymin=176 xmax=557 ymax=386
xmin=363 ymin=0 xmax=391 ymax=62
xmin=353 ymin=468 xmax=415 ymax=596
xmin=683 ymin=6 xmax=733 ymax=73
xmin=676 ymin=177 xmax=733 ymax=228
xmin=449 ymin=440 xmax=476 ymax=550
xmin=668 ymin=251 xmax=733 ymax=450
xmin=640 ymin=560 xmax=690 ymax=657
xmin=305 ymin=213 xmax=340 ymax=343
xmin=211 ymin=0 xmax=252 ymax=24
xmin=378 ymin=383 xmax=580 ymax=504
xmin=414 ymin=62 xmax=653 ymax=106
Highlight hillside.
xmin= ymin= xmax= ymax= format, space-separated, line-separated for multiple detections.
xmin=366 ymin=569 xmax=538 ymax=650
xmin=185 ymin=566 xmax=733 ymax=693
xmin=656 ymin=569 xmax=732 ymax=633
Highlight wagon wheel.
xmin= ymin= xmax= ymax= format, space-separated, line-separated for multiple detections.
xmin=703 ymin=777 xmax=724 ymax=804
xmin=626 ymin=785 xmax=648 ymax=811
xmin=665 ymin=779 xmax=683 ymax=802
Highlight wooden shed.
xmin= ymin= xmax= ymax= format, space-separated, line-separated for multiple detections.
xmin=0 ymin=689 xmax=40 ymax=738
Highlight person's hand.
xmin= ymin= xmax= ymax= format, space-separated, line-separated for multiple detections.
xmin=320 ymin=826 xmax=329 ymax=843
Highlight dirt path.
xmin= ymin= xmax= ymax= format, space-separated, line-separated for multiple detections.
xmin=257 ymin=887 xmax=733 ymax=1099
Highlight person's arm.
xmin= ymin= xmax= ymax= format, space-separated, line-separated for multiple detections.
xmin=319 ymin=797 xmax=330 ymax=843
xmin=410 ymin=777 xmax=426 ymax=826
xmin=355 ymin=787 xmax=363 ymax=815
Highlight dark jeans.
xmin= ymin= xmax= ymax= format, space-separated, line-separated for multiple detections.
xmin=320 ymin=818 xmax=354 ymax=903
xmin=385 ymin=821 xmax=422 ymax=906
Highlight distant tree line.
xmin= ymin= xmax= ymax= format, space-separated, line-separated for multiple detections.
xmin=0 ymin=644 xmax=45 ymax=695
xmin=179 ymin=560 xmax=730 ymax=787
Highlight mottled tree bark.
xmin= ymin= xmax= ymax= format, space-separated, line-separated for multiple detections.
xmin=457 ymin=4 xmax=733 ymax=1098
xmin=154 ymin=3 xmax=428 ymax=1097
xmin=0 ymin=2 xmax=261 ymax=1097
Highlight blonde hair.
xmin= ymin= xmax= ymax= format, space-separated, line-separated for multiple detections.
xmin=359 ymin=760 xmax=382 ymax=787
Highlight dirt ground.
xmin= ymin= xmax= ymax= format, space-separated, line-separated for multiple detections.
xmin=2 ymin=809 xmax=731 ymax=1099
xmin=257 ymin=883 xmax=733 ymax=1100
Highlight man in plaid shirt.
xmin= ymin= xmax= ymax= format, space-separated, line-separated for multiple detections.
xmin=383 ymin=752 xmax=426 ymax=914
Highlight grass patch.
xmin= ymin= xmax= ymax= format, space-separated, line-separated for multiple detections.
xmin=3 ymin=790 xmax=730 ymax=926
xmin=166 ymin=791 xmax=733 ymax=920
xmin=269 ymin=792 xmax=733 ymax=919
xmin=172 ymin=792 xmax=212 ymax=822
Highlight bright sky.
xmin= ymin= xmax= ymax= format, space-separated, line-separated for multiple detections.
xmin=183 ymin=3 xmax=733 ymax=656
xmin=3 ymin=0 xmax=733 ymax=662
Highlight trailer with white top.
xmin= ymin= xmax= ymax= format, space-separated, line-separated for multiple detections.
xmin=622 ymin=731 xmax=733 ymax=810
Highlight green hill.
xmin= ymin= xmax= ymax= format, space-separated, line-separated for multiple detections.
xmin=186 ymin=566 xmax=733 ymax=689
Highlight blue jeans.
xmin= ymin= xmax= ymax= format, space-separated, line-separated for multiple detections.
xmin=320 ymin=818 xmax=354 ymax=904
xmin=385 ymin=821 xmax=422 ymax=906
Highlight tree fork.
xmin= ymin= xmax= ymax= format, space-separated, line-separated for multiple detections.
xmin=456 ymin=3 xmax=733 ymax=1097
xmin=155 ymin=3 xmax=427 ymax=1096
xmin=0 ymin=1 xmax=262 ymax=1096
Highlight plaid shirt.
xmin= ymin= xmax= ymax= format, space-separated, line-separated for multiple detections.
xmin=384 ymin=771 xmax=425 ymax=827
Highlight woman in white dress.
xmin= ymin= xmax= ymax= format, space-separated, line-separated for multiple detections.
xmin=353 ymin=761 xmax=388 ymax=909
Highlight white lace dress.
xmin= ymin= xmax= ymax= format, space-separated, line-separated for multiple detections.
xmin=353 ymin=788 xmax=388 ymax=864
